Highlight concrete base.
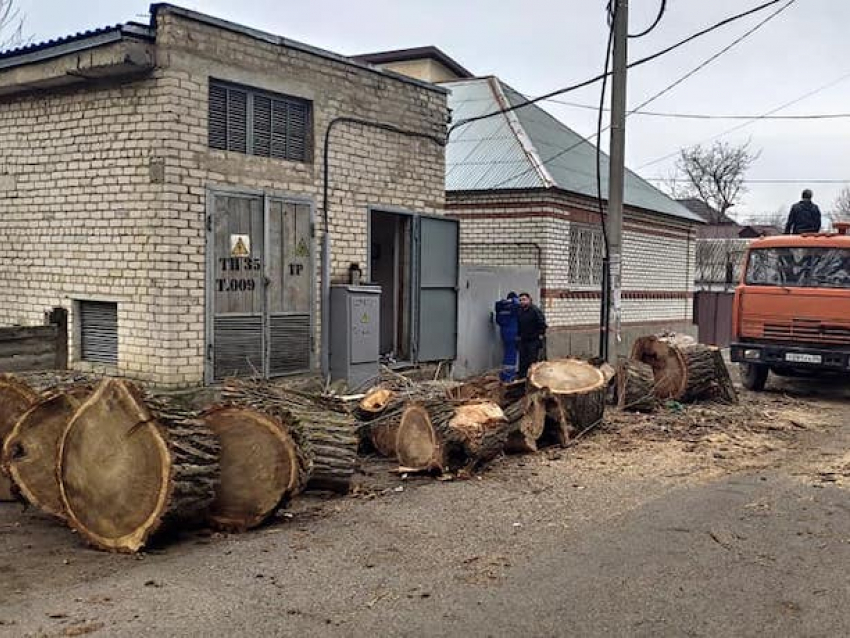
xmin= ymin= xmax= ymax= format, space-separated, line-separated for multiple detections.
xmin=547 ymin=321 xmax=698 ymax=361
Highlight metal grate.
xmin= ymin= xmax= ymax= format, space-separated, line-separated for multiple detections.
xmin=79 ymin=301 xmax=118 ymax=365
xmin=268 ymin=314 xmax=311 ymax=376
xmin=695 ymin=239 xmax=750 ymax=285
xmin=213 ymin=315 xmax=263 ymax=380
xmin=568 ymin=224 xmax=604 ymax=287
xmin=209 ymin=79 xmax=311 ymax=162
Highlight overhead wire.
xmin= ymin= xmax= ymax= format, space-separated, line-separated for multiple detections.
xmin=447 ymin=0 xmax=788 ymax=136
xmin=626 ymin=0 xmax=667 ymax=38
xmin=636 ymin=69 xmax=850 ymax=170
xmin=541 ymin=99 xmax=850 ymax=120
xmin=485 ymin=0 xmax=795 ymax=191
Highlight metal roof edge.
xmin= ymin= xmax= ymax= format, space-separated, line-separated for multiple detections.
xmin=150 ymin=3 xmax=448 ymax=95
xmin=487 ymin=77 xmax=555 ymax=189
xmin=0 ymin=23 xmax=154 ymax=70
xmin=352 ymin=46 xmax=474 ymax=80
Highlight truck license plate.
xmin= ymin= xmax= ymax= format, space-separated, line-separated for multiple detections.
xmin=785 ymin=353 xmax=822 ymax=364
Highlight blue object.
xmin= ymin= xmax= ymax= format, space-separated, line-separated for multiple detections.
xmin=495 ymin=295 xmax=520 ymax=382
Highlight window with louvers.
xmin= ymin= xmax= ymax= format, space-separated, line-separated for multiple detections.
xmin=208 ymin=80 xmax=311 ymax=162
xmin=78 ymin=301 xmax=118 ymax=365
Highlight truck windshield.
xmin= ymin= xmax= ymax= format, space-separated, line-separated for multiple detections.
xmin=746 ymin=247 xmax=850 ymax=288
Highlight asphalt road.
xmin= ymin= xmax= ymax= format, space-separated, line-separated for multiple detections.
xmin=2 ymin=385 xmax=849 ymax=637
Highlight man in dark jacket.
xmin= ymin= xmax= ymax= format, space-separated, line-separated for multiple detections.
xmin=517 ymin=292 xmax=547 ymax=378
xmin=785 ymin=189 xmax=821 ymax=234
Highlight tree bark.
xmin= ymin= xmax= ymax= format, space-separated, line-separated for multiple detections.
xmin=395 ymin=399 xmax=508 ymax=473
xmin=222 ymin=380 xmax=358 ymax=494
xmin=58 ymin=379 xmax=220 ymax=553
xmin=2 ymin=385 xmax=92 ymax=518
xmin=449 ymin=376 xmax=526 ymax=408
xmin=616 ymin=360 xmax=657 ymax=413
xmin=503 ymin=392 xmax=546 ymax=454
xmin=0 ymin=374 xmax=39 ymax=501
xmin=528 ymin=359 xmax=607 ymax=446
xmin=631 ymin=334 xmax=721 ymax=402
xmin=710 ymin=347 xmax=739 ymax=404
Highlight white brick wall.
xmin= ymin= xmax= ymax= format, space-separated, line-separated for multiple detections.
xmin=0 ymin=9 xmax=448 ymax=386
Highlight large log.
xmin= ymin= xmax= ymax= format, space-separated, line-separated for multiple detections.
xmin=199 ymin=405 xmax=307 ymax=532
xmin=0 ymin=375 xmax=39 ymax=501
xmin=710 ymin=347 xmax=739 ymax=404
xmin=503 ymin=393 xmax=547 ymax=454
xmin=631 ymin=334 xmax=721 ymax=402
xmin=222 ymin=380 xmax=359 ymax=494
xmin=58 ymin=379 xmax=220 ymax=553
xmin=355 ymin=388 xmax=395 ymax=421
xmin=529 ymin=359 xmax=606 ymax=446
xmin=2 ymin=385 xmax=92 ymax=518
xmin=395 ymin=399 xmax=508 ymax=473
xmin=449 ymin=376 xmax=526 ymax=408
xmin=616 ymin=360 xmax=657 ymax=413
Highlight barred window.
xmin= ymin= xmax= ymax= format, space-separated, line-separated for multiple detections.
xmin=208 ymin=80 xmax=312 ymax=162
xmin=568 ymin=225 xmax=604 ymax=287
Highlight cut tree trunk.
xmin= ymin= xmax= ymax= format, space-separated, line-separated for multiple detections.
xmin=503 ymin=392 xmax=547 ymax=454
xmin=395 ymin=399 xmax=508 ymax=473
xmin=222 ymin=380 xmax=358 ymax=494
xmin=58 ymin=379 xmax=220 ymax=553
xmin=2 ymin=385 xmax=92 ymax=518
xmin=199 ymin=405 xmax=306 ymax=532
xmin=710 ymin=347 xmax=739 ymax=404
xmin=528 ymin=359 xmax=606 ymax=446
xmin=357 ymin=383 xmax=452 ymax=458
xmin=355 ymin=388 xmax=395 ymax=420
xmin=631 ymin=334 xmax=719 ymax=402
xmin=449 ymin=376 xmax=526 ymax=408
xmin=0 ymin=375 xmax=39 ymax=501
xmin=616 ymin=360 xmax=657 ymax=413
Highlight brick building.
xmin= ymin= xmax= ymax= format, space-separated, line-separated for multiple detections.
xmin=0 ymin=4 xmax=451 ymax=386
xmin=357 ymin=50 xmax=703 ymax=360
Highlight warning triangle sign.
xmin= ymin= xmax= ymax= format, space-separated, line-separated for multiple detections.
xmin=231 ymin=236 xmax=249 ymax=257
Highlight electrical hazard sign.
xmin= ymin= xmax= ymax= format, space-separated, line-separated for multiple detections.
xmin=230 ymin=234 xmax=250 ymax=257
xmin=360 ymin=312 xmax=370 ymax=324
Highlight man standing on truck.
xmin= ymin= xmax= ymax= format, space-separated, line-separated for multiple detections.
xmin=784 ymin=189 xmax=822 ymax=234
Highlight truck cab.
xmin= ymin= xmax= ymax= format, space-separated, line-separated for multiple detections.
xmin=730 ymin=223 xmax=850 ymax=390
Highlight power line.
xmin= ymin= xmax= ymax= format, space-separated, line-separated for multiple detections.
xmin=650 ymin=178 xmax=850 ymax=184
xmin=486 ymin=0 xmax=792 ymax=191
xmin=448 ymin=0 xmax=788 ymax=136
xmin=626 ymin=0 xmax=667 ymax=38
xmin=637 ymin=69 xmax=850 ymax=170
xmin=543 ymin=99 xmax=850 ymax=120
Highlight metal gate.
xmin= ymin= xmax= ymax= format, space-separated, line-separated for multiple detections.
xmin=414 ymin=215 xmax=459 ymax=362
xmin=694 ymin=291 xmax=734 ymax=347
xmin=207 ymin=191 xmax=313 ymax=382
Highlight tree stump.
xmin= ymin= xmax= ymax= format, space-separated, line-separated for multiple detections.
xmin=616 ymin=360 xmax=657 ymax=413
xmin=631 ymin=334 xmax=719 ymax=402
xmin=199 ymin=405 xmax=307 ymax=532
xmin=58 ymin=379 xmax=220 ymax=553
xmin=395 ymin=399 xmax=508 ymax=473
xmin=710 ymin=347 xmax=739 ymax=404
xmin=0 ymin=375 xmax=39 ymax=501
xmin=503 ymin=393 xmax=547 ymax=454
xmin=2 ymin=385 xmax=92 ymax=518
xmin=529 ymin=359 xmax=606 ymax=445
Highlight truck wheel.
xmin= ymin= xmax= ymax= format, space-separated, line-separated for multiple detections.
xmin=740 ymin=363 xmax=769 ymax=391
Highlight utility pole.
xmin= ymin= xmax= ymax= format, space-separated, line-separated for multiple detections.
xmin=606 ymin=0 xmax=628 ymax=364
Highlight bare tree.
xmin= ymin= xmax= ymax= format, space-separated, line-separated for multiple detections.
xmin=671 ymin=141 xmax=760 ymax=218
xmin=829 ymin=186 xmax=850 ymax=225
xmin=0 ymin=0 xmax=25 ymax=51
xmin=742 ymin=207 xmax=786 ymax=233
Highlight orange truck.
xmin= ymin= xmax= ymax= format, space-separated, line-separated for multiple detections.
xmin=730 ymin=223 xmax=850 ymax=390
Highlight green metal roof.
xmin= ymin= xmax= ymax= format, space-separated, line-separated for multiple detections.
xmin=445 ymin=77 xmax=701 ymax=223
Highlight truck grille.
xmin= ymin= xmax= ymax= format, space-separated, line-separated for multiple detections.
xmin=743 ymin=318 xmax=850 ymax=345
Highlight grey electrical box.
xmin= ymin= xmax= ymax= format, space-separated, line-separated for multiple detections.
xmin=330 ymin=284 xmax=381 ymax=388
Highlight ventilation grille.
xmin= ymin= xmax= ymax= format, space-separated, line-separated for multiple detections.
xmin=268 ymin=314 xmax=311 ymax=376
xmin=79 ymin=301 xmax=118 ymax=365
xmin=213 ymin=315 xmax=263 ymax=380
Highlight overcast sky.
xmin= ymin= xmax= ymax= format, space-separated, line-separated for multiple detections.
xmin=13 ymin=0 xmax=850 ymax=221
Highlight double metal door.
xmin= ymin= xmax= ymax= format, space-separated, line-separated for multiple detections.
xmin=207 ymin=192 xmax=313 ymax=382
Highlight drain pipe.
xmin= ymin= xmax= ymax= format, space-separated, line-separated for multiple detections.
xmin=320 ymin=117 xmax=445 ymax=378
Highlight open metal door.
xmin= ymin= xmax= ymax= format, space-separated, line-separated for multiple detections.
xmin=415 ymin=215 xmax=459 ymax=362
